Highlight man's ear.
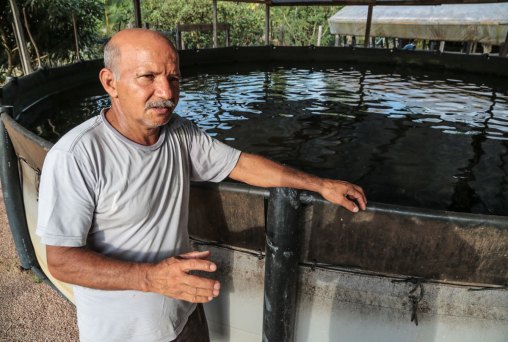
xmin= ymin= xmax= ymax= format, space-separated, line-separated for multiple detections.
xmin=99 ymin=68 xmax=118 ymax=98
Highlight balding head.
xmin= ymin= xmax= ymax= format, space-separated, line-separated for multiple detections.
xmin=98 ymin=28 xmax=181 ymax=142
xmin=104 ymin=29 xmax=177 ymax=79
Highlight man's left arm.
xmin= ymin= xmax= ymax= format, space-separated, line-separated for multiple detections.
xmin=228 ymin=152 xmax=367 ymax=213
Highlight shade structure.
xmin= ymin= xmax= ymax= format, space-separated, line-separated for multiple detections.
xmin=328 ymin=4 xmax=508 ymax=45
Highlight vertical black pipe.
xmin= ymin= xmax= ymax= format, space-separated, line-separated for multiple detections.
xmin=132 ymin=0 xmax=142 ymax=28
xmin=212 ymin=0 xmax=218 ymax=48
xmin=364 ymin=5 xmax=373 ymax=48
xmin=0 ymin=109 xmax=36 ymax=270
xmin=264 ymin=4 xmax=270 ymax=46
xmin=263 ymin=187 xmax=301 ymax=342
xmin=175 ymin=26 xmax=181 ymax=50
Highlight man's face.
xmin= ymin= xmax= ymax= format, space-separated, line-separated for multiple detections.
xmin=111 ymin=36 xmax=180 ymax=130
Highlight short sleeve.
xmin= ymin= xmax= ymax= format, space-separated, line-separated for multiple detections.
xmin=36 ymin=149 xmax=96 ymax=247
xmin=186 ymin=123 xmax=241 ymax=183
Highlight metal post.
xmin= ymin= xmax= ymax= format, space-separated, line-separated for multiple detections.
xmin=175 ymin=26 xmax=181 ymax=50
xmin=133 ymin=0 xmax=142 ymax=28
xmin=263 ymin=187 xmax=301 ymax=342
xmin=364 ymin=4 xmax=373 ymax=48
xmin=9 ymin=0 xmax=32 ymax=75
xmin=439 ymin=40 xmax=445 ymax=53
xmin=0 ymin=109 xmax=37 ymax=270
xmin=265 ymin=4 xmax=270 ymax=46
xmin=72 ymin=13 xmax=81 ymax=61
xmin=317 ymin=25 xmax=322 ymax=47
xmin=278 ymin=25 xmax=284 ymax=46
xmin=212 ymin=0 xmax=218 ymax=48
xmin=501 ymin=31 xmax=508 ymax=57
xmin=471 ymin=41 xmax=477 ymax=54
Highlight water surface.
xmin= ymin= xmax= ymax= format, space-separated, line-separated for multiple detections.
xmin=27 ymin=63 xmax=508 ymax=215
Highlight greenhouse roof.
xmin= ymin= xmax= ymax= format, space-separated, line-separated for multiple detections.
xmin=328 ymin=3 xmax=508 ymax=44
xmin=218 ymin=0 xmax=508 ymax=6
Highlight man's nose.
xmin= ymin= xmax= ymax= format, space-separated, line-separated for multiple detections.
xmin=154 ymin=77 xmax=176 ymax=99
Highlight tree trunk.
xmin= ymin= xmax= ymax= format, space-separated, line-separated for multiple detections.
xmin=22 ymin=7 xmax=41 ymax=68
xmin=0 ymin=28 xmax=15 ymax=76
xmin=104 ymin=0 xmax=110 ymax=35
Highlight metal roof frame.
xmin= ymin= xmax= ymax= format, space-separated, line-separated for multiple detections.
xmin=11 ymin=0 xmax=508 ymax=77
xmin=211 ymin=0 xmax=508 ymax=52
xmin=217 ymin=0 xmax=508 ymax=5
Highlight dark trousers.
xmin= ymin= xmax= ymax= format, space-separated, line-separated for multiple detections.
xmin=172 ymin=304 xmax=210 ymax=342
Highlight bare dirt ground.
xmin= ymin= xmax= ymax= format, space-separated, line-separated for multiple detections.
xmin=0 ymin=186 xmax=79 ymax=341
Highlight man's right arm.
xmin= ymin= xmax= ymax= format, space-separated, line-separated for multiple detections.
xmin=46 ymin=246 xmax=220 ymax=303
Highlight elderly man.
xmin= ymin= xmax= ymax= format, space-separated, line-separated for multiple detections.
xmin=36 ymin=29 xmax=366 ymax=342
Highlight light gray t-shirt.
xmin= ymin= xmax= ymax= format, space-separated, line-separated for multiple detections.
xmin=36 ymin=110 xmax=241 ymax=342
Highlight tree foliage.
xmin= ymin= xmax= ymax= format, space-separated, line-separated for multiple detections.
xmin=140 ymin=0 xmax=265 ymax=48
xmin=272 ymin=7 xmax=339 ymax=46
xmin=1 ymin=0 xmax=341 ymax=82
xmin=140 ymin=0 xmax=339 ymax=48
xmin=103 ymin=0 xmax=133 ymax=35
xmin=0 ymin=0 xmax=18 ymax=78
xmin=1 ymin=0 xmax=103 ymax=81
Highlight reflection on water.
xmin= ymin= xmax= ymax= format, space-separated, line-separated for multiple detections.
xmin=26 ymin=64 xmax=508 ymax=215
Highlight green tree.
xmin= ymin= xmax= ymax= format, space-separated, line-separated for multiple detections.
xmin=1 ymin=0 xmax=103 ymax=81
xmin=1 ymin=0 xmax=20 ymax=78
xmin=1 ymin=0 xmax=342 ymax=83
xmin=141 ymin=0 xmax=265 ymax=48
xmin=103 ymin=0 xmax=132 ymax=35
xmin=271 ymin=7 xmax=341 ymax=46
xmin=139 ymin=1 xmax=338 ymax=48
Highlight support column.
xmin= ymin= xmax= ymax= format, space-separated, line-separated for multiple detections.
xmin=212 ymin=0 xmax=218 ymax=48
xmin=133 ymin=0 xmax=142 ymax=28
xmin=265 ymin=4 xmax=270 ymax=46
xmin=501 ymin=31 xmax=508 ymax=57
xmin=175 ymin=26 xmax=181 ymax=50
xmin=317 ymin=25 xmax=323 ymax=46
xmin=263 ymin=188 xmax=301 ymax=342
xmin=364 ymin=4 xmax=373 ymax=48
xmin=439 ymin=41 xmax=446 ymax=53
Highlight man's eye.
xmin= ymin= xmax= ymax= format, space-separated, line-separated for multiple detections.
xmin=140 ymin=74 xmax=155 ymax=80
xmin=169 ymin=77 xmax=180 ymax=83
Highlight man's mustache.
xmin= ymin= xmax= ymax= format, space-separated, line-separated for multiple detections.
xmin=145 ymin=99 xmax=175 ymax=110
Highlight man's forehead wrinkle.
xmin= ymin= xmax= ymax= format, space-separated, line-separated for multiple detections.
xmin=119 ymin=50 xmax=179 ymax=76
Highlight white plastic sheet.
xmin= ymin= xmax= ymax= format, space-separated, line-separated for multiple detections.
xmin=328 ymin=4 xmax=508 ymax=45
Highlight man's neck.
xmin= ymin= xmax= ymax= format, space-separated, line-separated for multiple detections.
xmin=105 ymin=108 xmax=161 ymax=146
